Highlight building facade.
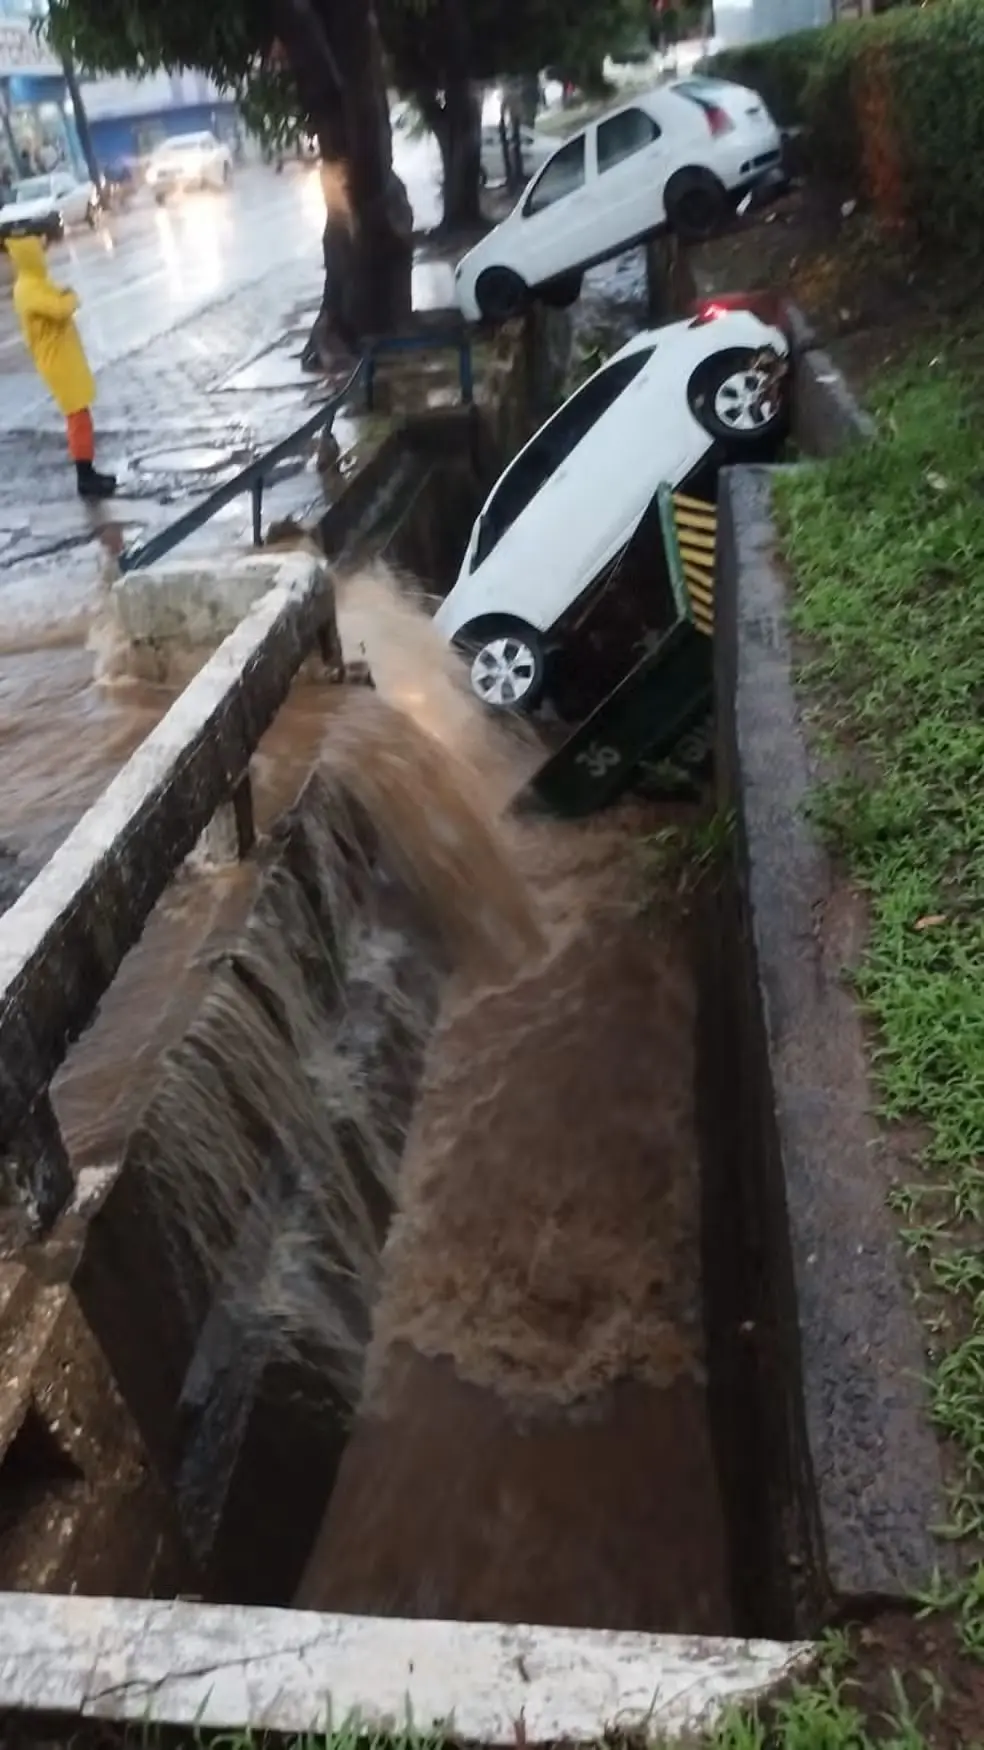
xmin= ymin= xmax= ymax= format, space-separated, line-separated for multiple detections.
xmin=78 ymin=70 xmax=240 ymax=172
xmin=0 ymin=15 xmax=86 ymax=182
xmin=0 ymin=1 xmax=240 ymax=185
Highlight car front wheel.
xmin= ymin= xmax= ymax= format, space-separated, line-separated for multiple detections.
xmin=457 ymin=618 xmax=546 ymax=711
xmin=664 ymin=166 xmax=729 ymax=242
xmin=475 ymin=266 xmax=528 ymax=325
xmin=687 ymin=347 xmax=788 ymax=451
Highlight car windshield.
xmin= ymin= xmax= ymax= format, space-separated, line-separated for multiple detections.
xmin=472 ymin=346 xmax=656 ymax=569
xmin=15 ymin=177 xmax=53 ymax=202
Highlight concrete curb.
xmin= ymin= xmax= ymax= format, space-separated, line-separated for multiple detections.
xmin=710 ymin=465 xmax=952 ymax=1611
xmin=0 ymin=1593 xmax=814 ymax=1742
xmin=783 ymin=302 xmax=876 ymax=457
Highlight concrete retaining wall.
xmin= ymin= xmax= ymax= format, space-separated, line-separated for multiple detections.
xmin=702 ymin=466 xmax=951 ymax=1623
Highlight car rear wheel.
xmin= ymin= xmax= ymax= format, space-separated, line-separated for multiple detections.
xmin=541 ymin=271 xmax=583 ymax=310
xmin=664 ymin=167 xmax=729 ymax=242
xmin=475 ymin=266 xmax=528 ymax=325
xmin=457 ymin=618 xmax=546 ymax=711
xmin=687 ymin=347 xmax=788 ymax=450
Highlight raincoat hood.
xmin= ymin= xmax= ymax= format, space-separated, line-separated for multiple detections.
xmin=6 ymin=235 xmax=48 ymax=278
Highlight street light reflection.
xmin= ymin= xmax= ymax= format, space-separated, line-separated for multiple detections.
xmin=153 ymin=196 xmax=223 ymax=299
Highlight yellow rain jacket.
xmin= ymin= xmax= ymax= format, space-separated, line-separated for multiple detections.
xmin=7 ymin=235 xmax=95 ymax=415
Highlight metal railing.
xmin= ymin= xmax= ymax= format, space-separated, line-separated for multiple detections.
xmin=118 ymin=327 xmax=475 ymax=575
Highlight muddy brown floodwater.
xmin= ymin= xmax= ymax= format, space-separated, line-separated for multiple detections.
xmin=299 ymin=801 xmax=734 ymax=1635
xmin=3 ymin=556 xmax=733 ymax=1630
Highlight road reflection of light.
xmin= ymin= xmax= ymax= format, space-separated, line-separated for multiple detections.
xmin=153 ymin=206 xmax=183 ymax=298
xmin=153 ymin=196 xmax=224 ymax=300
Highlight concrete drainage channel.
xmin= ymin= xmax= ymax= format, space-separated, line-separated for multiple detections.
xmin=0 ymin=304 xmax=938 ymax=1744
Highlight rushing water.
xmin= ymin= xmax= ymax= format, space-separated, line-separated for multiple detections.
xmin=4 ymin=555 xmax=728 ymax=1623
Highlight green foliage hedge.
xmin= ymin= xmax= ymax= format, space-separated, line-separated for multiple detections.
xmin=707 ymin=0 xmax=984 ymax=253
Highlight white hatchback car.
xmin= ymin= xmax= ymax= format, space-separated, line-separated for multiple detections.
xmin=455 ymin=78 xmax=783 ymax=323
xmin=146 ymin=131 xmax=233 ymax=203
xmin=433 ymin=301 xmax=789 ymax=709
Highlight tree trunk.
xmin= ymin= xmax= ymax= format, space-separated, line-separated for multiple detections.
xmin=273 ymin=0 xmax=413 ymax=358
xmin=426 ymin=79 xmax=482 ymax=233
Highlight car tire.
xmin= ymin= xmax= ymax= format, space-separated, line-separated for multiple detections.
xmin=663 ymin=167 xmax=729 ymax=242
xmin=475 ymin=266 xmax=528 ymax=325
xmin=541 ymin=271 xmax=582 ymax=310
xmin=687 ymin=347 xmax=788 ymax=451
xmin=456 ymin=618 xmax=546 ymax=712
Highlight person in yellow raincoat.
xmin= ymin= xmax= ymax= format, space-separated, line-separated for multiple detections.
xmin=6 ymin=234 xmax=116 ymax=499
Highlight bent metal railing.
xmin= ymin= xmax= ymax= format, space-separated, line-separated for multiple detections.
xmin=0 ymin=557 xmax=341 ymax=1237
xmin=118 ymin=327 xmax=475 ymax=575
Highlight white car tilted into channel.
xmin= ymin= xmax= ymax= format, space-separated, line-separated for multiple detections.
xmin=146 ymin=131 xmax=233 ymax=203
xmin=455 ymin=78 xmax=783 ymax=323
xmin=433 ymin=300 xmax=790 ymax=710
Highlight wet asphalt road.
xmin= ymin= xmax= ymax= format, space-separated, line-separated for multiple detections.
xmin=0 ymin=138 xmax=442 ymax=431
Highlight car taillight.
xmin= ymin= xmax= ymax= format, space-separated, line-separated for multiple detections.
xmin=689 ymin=290 xmax=784 ymax=329
xmin=704 ymin=102 xmax=734 ymax=137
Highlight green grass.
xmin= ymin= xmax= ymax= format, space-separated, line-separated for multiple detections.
xmin=775 ymin=343 xmax=984 ymax=1654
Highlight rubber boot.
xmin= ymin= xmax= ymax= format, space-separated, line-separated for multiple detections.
xmin=76 ymin=460 xmax=117 ymax=500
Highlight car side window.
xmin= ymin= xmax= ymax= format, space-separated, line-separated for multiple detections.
xmin=596 ymin=108 xmax=661 ymax=174
xmin=523 ymin=134 xmax=585 ymax=218
xmin=472 ymin=347 xmax=656 ymax=570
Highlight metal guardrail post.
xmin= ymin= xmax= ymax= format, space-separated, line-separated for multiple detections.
xmin=251 ymin=479 xmax=264 ymax=548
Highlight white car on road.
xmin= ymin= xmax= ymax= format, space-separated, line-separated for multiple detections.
xmin=433 ymin=301 xmax=790 ymax=709
xmin=0 ymin=171 xmax=98 ymax=241
xmin=480 ymin=122 xmax=555 ymax=186
xmin=146 ymin=131 xmax=233 ymax=203
xmin=455 ymin=78 xmax=783 ymax=323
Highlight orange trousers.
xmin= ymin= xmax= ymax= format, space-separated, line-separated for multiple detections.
xmin=66 ymin=408 xmax=94 ymax=465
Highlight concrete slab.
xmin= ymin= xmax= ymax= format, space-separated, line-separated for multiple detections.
xmin=0 ymin=1594 xmax=814 ymax=1741
xmin=109 ymin=550 xmax=311 ymax=652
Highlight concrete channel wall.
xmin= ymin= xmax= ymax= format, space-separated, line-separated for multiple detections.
xmin=702 ymin=452 xmax=952 ymax=1619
